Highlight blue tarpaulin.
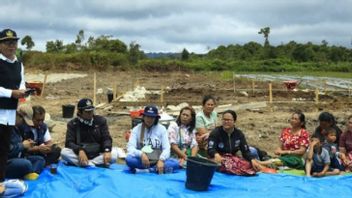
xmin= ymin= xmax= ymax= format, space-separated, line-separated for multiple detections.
xmin=24 ymin=163 xmax=352 ymax=198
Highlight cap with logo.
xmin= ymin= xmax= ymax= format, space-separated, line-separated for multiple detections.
xmin=142 ymin=105 xmax=160 ymax=118
xmin=0 ymin=29 xmax=19 ymax=42
xmin=77 ymin=98 xmax=95 ymax=111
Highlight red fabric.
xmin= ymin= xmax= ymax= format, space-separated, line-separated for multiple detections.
xmin=339 ymin=131 xmax=352 ymax=153
xmin=280 ymin=128 xmax=309 ymax=151
xmin=219 ymin=154 xmax=256 ymax=176
xmin=343 ymin=151 xmax=352 ymax=171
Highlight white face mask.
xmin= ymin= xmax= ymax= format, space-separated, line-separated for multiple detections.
xmin=77 ymin=116 xmax=93 ymax=126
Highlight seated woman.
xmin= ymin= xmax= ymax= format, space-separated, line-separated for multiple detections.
xmin=339 ymin=115 xmax=352 ymax=172
xmin=126 ymin=105 xmax=179 ymax=174
xmin=260 ymin=111 xmax=309 ymax=169
xmin=313 ymin=112 xmax=342 ymax=146
xmin=196 ymin=95 xmax=217 ymax=157
xmin=207 ymin=110 xmax=262 ymax=175
xmin=168 ymin=106 xmax=198 ymax=166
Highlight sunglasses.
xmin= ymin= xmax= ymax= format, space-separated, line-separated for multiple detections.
xmin=1 ymin=40 xmax=18 ymax=46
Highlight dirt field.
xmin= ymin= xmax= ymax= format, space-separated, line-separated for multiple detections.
xmin=26 ymin=70 xmax=352 ymax=156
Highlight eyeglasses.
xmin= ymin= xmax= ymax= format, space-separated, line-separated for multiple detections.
xmin=1 ymin=40 xmax=18 ymax=46
xmin=222 ymin=118 xmax=234 ymax=122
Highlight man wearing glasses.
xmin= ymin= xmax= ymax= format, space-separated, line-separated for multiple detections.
xmin=0 ymin=28 xmax=26 ymax=194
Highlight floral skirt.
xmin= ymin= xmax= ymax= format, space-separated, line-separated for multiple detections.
xmin=219 ymin=154 xmax=256 ymax=176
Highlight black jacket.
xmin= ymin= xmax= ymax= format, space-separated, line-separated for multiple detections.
xmin=65 ymin=115 xmax=112 ymax=155
xmin=208 ymin=126 xmax=253 ymax=161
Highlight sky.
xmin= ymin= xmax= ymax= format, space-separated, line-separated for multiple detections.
xmin=1 ymin=0 xmax=352 ymax=53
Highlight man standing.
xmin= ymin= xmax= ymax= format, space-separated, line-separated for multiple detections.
xmin=0 ymin=28 xmax=26 ymax=193
xmin=20 ymin=105 xmax=61 ymax=165
xmin=61 ymin=98 xmax=119 ymax=167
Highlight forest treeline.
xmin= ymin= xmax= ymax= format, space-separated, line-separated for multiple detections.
xmin=19 ymin=30 xmax=352 ymax=72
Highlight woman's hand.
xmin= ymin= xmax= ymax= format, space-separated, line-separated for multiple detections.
xmin=141 ymin=153 xmax=150 ymax=168
xmin=251 ymin=159 xmax=263 ymax=171
xmin=274 ymin=148 xmax=283 ymax=155
xmin=214 ymin=153 xmax=223 ymax=164
xmin=156 ymin=160 xmax=165 ymax=174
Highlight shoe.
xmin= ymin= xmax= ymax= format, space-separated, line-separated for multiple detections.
xmin=4 ymin=179 xmax=28 ymax=193
xmin=24 ymin=172 xmax=39 ymax=180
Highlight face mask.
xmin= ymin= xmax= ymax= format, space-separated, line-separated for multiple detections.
xmin=77 ymin=116 xmax=93 ymax=126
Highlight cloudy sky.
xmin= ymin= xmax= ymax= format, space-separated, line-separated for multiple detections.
xmin=1 ymin=0 xmax=352 ymax=53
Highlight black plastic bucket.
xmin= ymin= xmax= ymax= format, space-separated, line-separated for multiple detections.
xmin=62 ymin=104 xmax=75 ymax=118
xmin=107 ymin=91 xmax=113 ymax=103
xmin=185 ymin=157 xmax=218 ymax=191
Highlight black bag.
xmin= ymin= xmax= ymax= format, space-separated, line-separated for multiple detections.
xmin=146 ymin=149 xmax=162 ymax=164
xmin=80 ymin=143 xmax=101 ymax=159
xmin=138 ymin=124 xmax=162 ymax=164
xmin=76 ymin=125 xmax=101 ymax=159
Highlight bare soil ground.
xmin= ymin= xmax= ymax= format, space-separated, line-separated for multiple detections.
xmin=26 ymin=70 xmax=352 ymax=156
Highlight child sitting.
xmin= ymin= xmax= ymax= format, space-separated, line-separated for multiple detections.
xmin=322 ymin=127 xmax=344 ymax=171
xmin=305 ymin=138 xmax=340 ymax=177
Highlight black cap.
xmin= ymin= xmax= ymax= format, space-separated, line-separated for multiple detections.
xmin=0 ymin=29 xmax=19 ymax=42
xmin=77 ymin=98 xmax=95 ymax=111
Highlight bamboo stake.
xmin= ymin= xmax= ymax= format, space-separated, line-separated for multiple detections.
xmin=269 ymin=83 xmax=272 ymax=104
xmin=233 ymin=72 xmax=236 ymax=94
xmin=40 ymin=74 xmax=48 ymax=97
xmin=315 ymin=88 xmax=319 ymax=104
xmin=160 ymin=86 xmax=164 ymax=104
xmin=252 ymin=80 xmax=255 ymax=95
xmin=93 ymin=72 xmax=96 ymax=105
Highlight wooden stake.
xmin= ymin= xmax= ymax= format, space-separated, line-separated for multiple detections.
xmin=160 ymin=86 xmax=164 ymax=104
xmin=40 ymin=74 xmax=48 ymax=97
xmin=315 ymin=88 xmax=319 ymax=104
xmin=252 ymin=80 xmax=255 ymax=95
xmin=269 ymin=83 xmax=272 ymax=104
xmin=233 ymin=72 xmax=236 ymax=94
xmin=93 ymin=72 xmax=96 ymax=105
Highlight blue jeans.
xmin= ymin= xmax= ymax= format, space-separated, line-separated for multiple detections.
xmin=249 ymin=146 xmax=260 ymax=160
xmin=126 ymin=155 xmax=179 ymax=172
xmin=6 ymin=155 xmax=45 ymax=179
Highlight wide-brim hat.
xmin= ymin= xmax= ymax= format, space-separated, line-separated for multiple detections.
xmin=142 ymin=105 xmax=160 ymax=118
xmin=0 ymin=29 xmax=19 ymax=42
xmin=17 ymin=104 xmax=34 ymax=126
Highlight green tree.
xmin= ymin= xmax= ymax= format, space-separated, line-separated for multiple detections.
xmin=258 ymin=27 xmax=270 ymax=47
xmin=181 ymin=48 xmax=189 ymax=60
xmin=75 ymin=29 xmax=85 ymax=50
xmin=21 ymin=35 xmax=35 ymax=50
xmin=46 ymin=40 xmax=64 ymax=53
xmin=129 ymin=41 xmax=141 ymax=65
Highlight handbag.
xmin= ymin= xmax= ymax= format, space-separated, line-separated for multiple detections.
xmin=80 ymin=143 xmax=101 ymax=159
xmin=138 ymin=124 xmax=162 ymax=164
xmin=76 ymin=125 xmax=101 ymax=159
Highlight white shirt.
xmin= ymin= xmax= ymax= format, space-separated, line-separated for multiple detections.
xmin=31 ymin=127 xmax=52 ymax=143
xmin=0 ymin=53 xmax=25 ymax=126
xmin=127 ymin=123 xmax=170 ymax=161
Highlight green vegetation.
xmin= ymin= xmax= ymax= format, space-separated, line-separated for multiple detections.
xmin=19 ymin=30 xmax=352 ymax=74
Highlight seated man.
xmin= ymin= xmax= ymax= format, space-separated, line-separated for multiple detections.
xmin=126 ymin=105 xmax=179 ymax=174
xmin=6 ymin=104 xmax=45 ymax=180
xmin=61 ymin=98 xmax=119 ymax=167
xmin=20 ymin=105 xmax=61 ymax=165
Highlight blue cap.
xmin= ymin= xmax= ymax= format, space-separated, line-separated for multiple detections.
xmin=142 ymin=105 xmax=160 ymax=117
xmin=77 ymin=98 xmax=95 ymax=111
